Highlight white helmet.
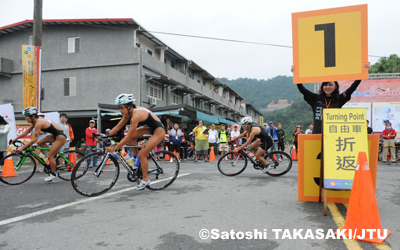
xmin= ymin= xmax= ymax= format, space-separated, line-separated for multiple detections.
xmin=240 ymin=116 xmax=253 ymax=125
xmin=115 ymin=94 xmax=135 ymax=105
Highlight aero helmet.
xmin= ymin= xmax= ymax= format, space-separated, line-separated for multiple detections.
xmin=115 ymin=94 xmax=135 ymax=105
xmin=240 ymin=116 xmax=253 ymax=125
xmin=22 ymin=107 xmax=38 ymax=116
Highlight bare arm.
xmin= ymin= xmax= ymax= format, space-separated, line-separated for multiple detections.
xmin=108 ymin=115 xmax=130 ymax=136
xmin=112 ymin=111 xmax=143 ymax=150
xmin=12 ymin=124 xmax=34 ymax=142
xmin=17 ymin=123 xmax=41 ymax=151
xmin=236 ymin=128 xmax=258 ymax=151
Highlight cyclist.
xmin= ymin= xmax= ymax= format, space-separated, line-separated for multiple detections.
xmin=11 ymin=107 xmax=67 ymax=182
xmin=231 ymin=116 xmax=273 ymax=172
xmin=106 ymin=94 xmax=165 ymax=190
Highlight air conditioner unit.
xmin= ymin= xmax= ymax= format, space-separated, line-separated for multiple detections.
xmin=150 ymin=98 xmax=157 ymax=105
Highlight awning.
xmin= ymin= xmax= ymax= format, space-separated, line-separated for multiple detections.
xmin=153 ymin=110 xmax=180 ymax=116
xmin=196 ymin=111 xmax=219 ymax=124
xmin=219 ymin=118 xmax=235 ymax=125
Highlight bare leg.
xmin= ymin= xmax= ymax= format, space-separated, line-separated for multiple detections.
xmin=135 ymin=128 xmax=165 ymax=181
xmin=48 ymin=136 xmax=67 ymax=172
xmin=255 ymin=148 xmax=267 ymax=166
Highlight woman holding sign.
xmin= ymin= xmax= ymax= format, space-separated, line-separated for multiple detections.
xmin=291 ymin=63 xmax=370 ymax=134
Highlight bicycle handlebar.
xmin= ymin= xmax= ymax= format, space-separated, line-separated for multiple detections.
xmin=9 ymin=140 xmax=25 ymax=148
xmin=93 ymin=133 xmax=115 ymax=147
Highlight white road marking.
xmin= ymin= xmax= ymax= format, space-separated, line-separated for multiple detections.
xmin=0 ymin=173 xmax=191 ymax=226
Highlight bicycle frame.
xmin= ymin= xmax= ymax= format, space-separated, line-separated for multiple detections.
xmin=15 ymin=147 xmax=73 ymax=171
xmin=93 ymin=148 xmax=163 ymax=178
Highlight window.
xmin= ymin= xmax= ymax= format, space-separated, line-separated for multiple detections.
xmin=64 ymin=77 xmax=77 ymax=96
xmin=147 ymin=49 xmax=153 ymax=56
xmin=68 ymin=37 xmax=81 ymax=53
xmin=171 ymin=61 xmax=175 ymax=69
xmin=147 ymin=81 xmax=162 ymax=100
xmin=172 ymin=94 xmax=182 ymax=105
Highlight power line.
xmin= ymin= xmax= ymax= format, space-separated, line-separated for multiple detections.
xmin=147 ymin=31 xmax=293 ymax=48
xmin=147 ymin=30 xmax=385 ymax=58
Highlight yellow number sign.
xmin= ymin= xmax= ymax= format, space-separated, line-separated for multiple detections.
xmin=292 ymin=4 xmax=368 ymax=83
xmin=323 ymin=108 xmax=368 ymax=190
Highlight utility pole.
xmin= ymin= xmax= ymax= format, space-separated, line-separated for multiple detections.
xmin=33 ymin=0 xmax=43 ymax=111
xmin=32 ymin=0 xmax=43 ymax=47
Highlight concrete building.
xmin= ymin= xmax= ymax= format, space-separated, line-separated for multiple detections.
xmin=0 ymin=18 xmax=263 ymax=143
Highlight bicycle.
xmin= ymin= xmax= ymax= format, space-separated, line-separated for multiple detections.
xmin=0 ymin=140 xmax=84 ymax=185
xmin=217 ymin=146 xmax=292 ymax=177
xmin=71 ymin=134 xmax=180 ymax=197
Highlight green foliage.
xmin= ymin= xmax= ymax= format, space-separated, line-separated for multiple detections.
xmin=369 ymin=54 xmax=400 ymax=73
xmin=218 ymin=76 xmax=310 ymax=109
xmin=264 ymin=97 xmax=314 ymax=141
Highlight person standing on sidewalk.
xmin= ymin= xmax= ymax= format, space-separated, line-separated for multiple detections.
xmin=192 ymin=120 xmax=209 ymax=162
xmin=219 ymin=124 xmax=229 ymax=158
xmin=277 ymin=123 xmax=286 ymax=153
xmin=0 ymin=116 xmax=10 ymax=172
xmin=382 ymin=122 xmax=397 ymax=163
xmin=207 ymin=124 xmax=219 ymax=159
xmin=305 ymin=124 xmax=313 ymax=134
xmin=169 ymin=123 xmax=183 ymax=162
xmin=85 ymin=120 xmax=99 ymax=167
xmin=267 ymin=121 xmax=279 ymax=152
xmin=58 ymin=113 xmax=74 ymax=167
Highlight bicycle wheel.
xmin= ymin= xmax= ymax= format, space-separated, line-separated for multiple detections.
xmin=264 ymin=151 xmax=292 ymax=177
xmin=217 ymin=152 xmax=247 ymax=176
xmin=144 ymin=151 xmax=180 ymax=190
xmin=0 ymin=153 xmax=36 ymax=185
xmin=71 ymin=152 xmax=120 ymax=197
xmin=56 ymin=150 xmax=85 ymax=181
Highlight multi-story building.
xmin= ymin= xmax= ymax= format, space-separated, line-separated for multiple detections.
xmin=0 ymin=18 xmax=263 ymax=141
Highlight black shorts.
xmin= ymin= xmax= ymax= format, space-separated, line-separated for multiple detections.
xmin=259 ymin=136 xmax=273 ymax=151
xmin=169 ymin=144 xmax=180 ymax=152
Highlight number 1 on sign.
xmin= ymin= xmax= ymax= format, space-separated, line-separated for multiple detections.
xmin=315 ymin=23 xmax=336 ymax=68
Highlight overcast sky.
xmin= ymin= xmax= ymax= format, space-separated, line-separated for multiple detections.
xmin=1 ymin=0 xmax=399 ymax=80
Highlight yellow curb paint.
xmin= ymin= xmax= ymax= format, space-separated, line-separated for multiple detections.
xmin=328 ymin=203 xmax=363 ymax=250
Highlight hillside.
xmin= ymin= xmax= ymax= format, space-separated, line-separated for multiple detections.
xmin=218 ymin=76 xmax=313 ymax=110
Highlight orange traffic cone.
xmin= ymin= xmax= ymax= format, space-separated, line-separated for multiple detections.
xmin=164 ymin=146 xmax=170 ymax=161
xmin=291 ymin=146 xmax=298 ymax=161
xmin=1 ymin=148 xmax=18 ymax=177
xmin=337 ymin=152 xmax=391 ymax=244
xmin=209 ymin=146 xmax=216 ymax=161
xmin=106 ymin=158 xmax=111 ymax=165
xmin=68 ymin=147 xmax=77 ymax=166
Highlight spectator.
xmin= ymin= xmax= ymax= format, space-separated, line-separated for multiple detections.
xmin=382 ymin=122 xmax=396 ymax=163
xmin=0 ymin=115 xmax=10 ymax=171
xmin=219 ymin=124 xmax=229 ymax=157
xmin=192 ymin=120 xmax=209 ymax=162
xmin=367 ymin=120 xmax=373 ymax=134
xmin=180 ymin=129 xmax=188 ymax=160
xmin=169 ymin=123 xmax=183 ymax=161
xmin=305 ymin=124 xmax=313 ymax=134
xmin=58 ymin=113 xmax=74 ymax=151
xmin=267 ymin=121 xmax=279 ymax=152
xmin=277 ymin=123 xmax=285 ymax=153
xmin=230 ymin=124 xmax=241 ymax=148
xmin=85 ymin=120 xmax=99 ymax=167
xmin=293 ymin=125 xmax=304 ymax=154
xmin=207 ymin=124 xmax=219 ymax=158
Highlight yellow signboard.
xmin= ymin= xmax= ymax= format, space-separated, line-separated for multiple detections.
xmin=323 ymin=108 xmax=368 ymax=190
xmin=22 ymin=45 xmax=41 ymax=109
xmin=292 ymin=4 xmax=368 ymax=83
xmin=298 ymin=134 xmax=378 ymax=203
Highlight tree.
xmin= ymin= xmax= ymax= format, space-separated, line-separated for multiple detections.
xmin=369 ymin=54 xmax=400 ymax=73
